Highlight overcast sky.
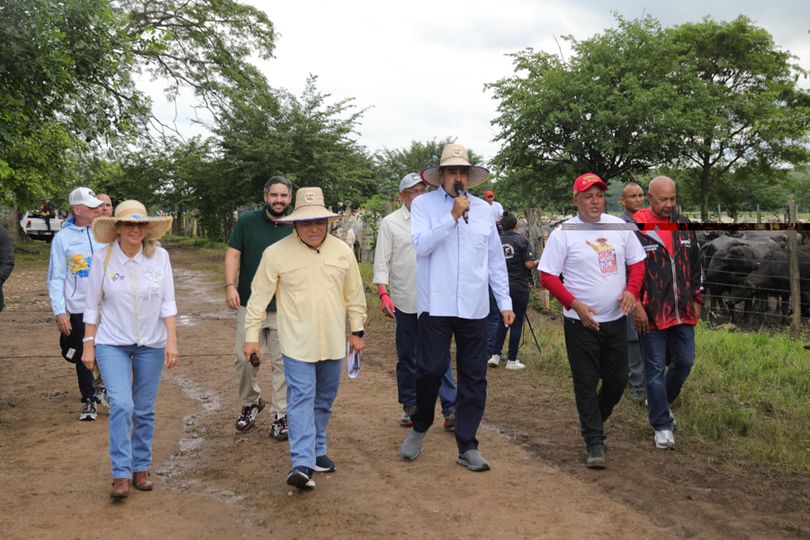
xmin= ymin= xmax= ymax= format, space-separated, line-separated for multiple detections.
xmin=148 ymin=0 xmax=809 ymax=162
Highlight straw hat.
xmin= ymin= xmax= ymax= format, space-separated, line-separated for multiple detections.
xmin=275 ymin=187 xmax=343 ymax=223
xmin=92 ymin=200 xmax=173 ymax=244
xmin=420 ymin=143 xmax=490 ymax=188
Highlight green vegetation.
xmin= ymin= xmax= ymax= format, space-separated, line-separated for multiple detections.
xmin=489 ymin=16 xmax=810 ymax=219
xmin=517 ymin=316 xmax=810 ymax=473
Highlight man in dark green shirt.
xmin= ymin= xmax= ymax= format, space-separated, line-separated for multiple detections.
xmin=225 ymin=176 xmax=293 ymax=438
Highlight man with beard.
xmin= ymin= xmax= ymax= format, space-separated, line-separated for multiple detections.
xmin=225 ymin=176 xmax=293 ymax=438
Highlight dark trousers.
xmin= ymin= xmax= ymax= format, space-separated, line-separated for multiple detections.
xmin=413 ymin=313 xmax=488 ymax=453
xmin=486 ymin=290 xmax=500 ymax=355
xmin=494 ymin=288 xmax=530 ymax=360
xmin=394 ymin=310 xmax=456 ymax=415
xmin=59 ymin=313 xmax=95 ymax=400
xmin=563 ymin=316 xmax=628 ymax=450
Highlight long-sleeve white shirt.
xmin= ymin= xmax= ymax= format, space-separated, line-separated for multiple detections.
xmin=372 ymin=205 xmax=418 ymax=314
xmin=411 ymin=187 xmax=512 ymax=318
xmin=84 ymin=242 xmax=177 ymax=347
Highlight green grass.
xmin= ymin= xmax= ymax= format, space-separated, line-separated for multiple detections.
xmin=521 ymin=312 xmax=810 ymax=473
xmin=11 ymin=238 xmax=52 ymax=267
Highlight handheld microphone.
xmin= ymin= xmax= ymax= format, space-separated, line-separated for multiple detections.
xmin=454 ymin=181 xmax=469 ymax=224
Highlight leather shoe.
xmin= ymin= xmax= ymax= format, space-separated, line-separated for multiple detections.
xmin=132 ymin=471 xmax=153 ymax=491
xmin=110 ymin=478 xmax=130 ymax=499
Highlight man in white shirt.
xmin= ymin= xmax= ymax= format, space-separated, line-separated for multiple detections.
xmin=539 ymin=173 xmax=646 ymax=469
xmin=400 ymin=143 xmax=514 ymax=472
xmin=373 ymin=173 xmax=457 ymax=429
xmin=484 ymin=190 xmax=504 ymax=224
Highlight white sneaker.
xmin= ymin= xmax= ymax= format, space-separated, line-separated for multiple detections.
xmin=654 ymin=429 xmax=675 ymax=449
xmin=487 ymin=354 xmax=501 ymax=368
xmin=505 ymin=359 xmax=527 ymax=370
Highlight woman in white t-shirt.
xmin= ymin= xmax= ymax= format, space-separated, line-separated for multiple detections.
xmin=539 ymin=173 xmax=645 ymax=470
xmin=81 ymin=200 xmax=178 ymax=500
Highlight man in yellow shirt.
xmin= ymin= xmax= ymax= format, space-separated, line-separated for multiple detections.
xmin=244 ymin=187 xmax=367 ymax=491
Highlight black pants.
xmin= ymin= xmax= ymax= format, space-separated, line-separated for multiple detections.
xmin=59 ymin=312 xmax=94 ymax=401
xmin=563 ymin=316 xmax=628 ymax=450
xmin=413 ymin=313 xmax=487 ymax=453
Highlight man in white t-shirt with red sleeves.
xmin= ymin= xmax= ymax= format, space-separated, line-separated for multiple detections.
xmin=539 ymin=172 xmax=646 ymax=469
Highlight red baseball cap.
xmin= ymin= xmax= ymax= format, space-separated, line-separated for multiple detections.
xmin=484 ymin=190 xmax=494 ymax=197
xmin=573 ymin=173 xmax=608 ymax=194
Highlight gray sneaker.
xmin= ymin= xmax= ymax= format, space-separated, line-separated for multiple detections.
xmin=456 ymin=449 xmax=490 ymax=472
xmin=585 ymin=446 xmax=606 ymax=469
xmin=400 ymin=428 xmax=426 ymax=460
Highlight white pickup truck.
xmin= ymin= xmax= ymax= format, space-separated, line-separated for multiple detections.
xmin=19 ymin=212 xmax=65 ymax=241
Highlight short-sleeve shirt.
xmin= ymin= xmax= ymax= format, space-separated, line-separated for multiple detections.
xmin=228 ymin=209 xmax=292 ymax=310
xmin=500 ymin=230 xmax=535 ymax=294
xmin=538 ymin=214 xmax=646 ymax=323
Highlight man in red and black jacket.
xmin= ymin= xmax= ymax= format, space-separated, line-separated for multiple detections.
xmin=632 ymin=176 xmax=703 ymax=451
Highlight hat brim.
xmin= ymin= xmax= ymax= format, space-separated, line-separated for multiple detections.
xmin=420 ymin=165 xmax=490 ymax=188
xmin=92 ymin=216 xmax=173 ymax=244
xmin=274 ymin=207 xmax=343 ymax=223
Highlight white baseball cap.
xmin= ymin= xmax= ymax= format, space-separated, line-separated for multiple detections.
xmin=68 ymin=187 xmax=104 ymax=208
xmin=399 ymin=173 xmax=424 ymax=193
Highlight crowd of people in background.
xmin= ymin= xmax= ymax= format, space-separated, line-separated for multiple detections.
xmin=4 ymin=142 xmax=707 ymax=499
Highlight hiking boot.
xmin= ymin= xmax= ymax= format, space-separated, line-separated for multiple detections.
xmin=443 ymin=410 xmax=456 ymax=431
xmin=79 ymin=398 xmax=97 ymax=421
xmin=314 ymin=455 xmax=336 ymax=473
xmin=110 ymin=478 xmax=130 ymax=499
xmin=286 ymin=466 xmax=315 ymax=490
xmin=234 ymin=398 xmax=265 ymax=432
xmin=94 ymin=388 xmax=110 ymax=409
xmin=400 ymin=428 xmax=426 ymax=461
xmin=585 ymin=446 xmax=607 ymax=469
xmin=654 ymin=429 xmax=675 ymax=449
xmin=487 ymin=354 xmax=501 ymax=368
xmin=132 ymin=471 xmax=153 ymax=491
xmin=505 ymin=359 xmax=527 ymax=370
xmin=456 ymin=449 xmax=490 ymax=472
xmin=270 ymin=414 xmax=288 ymax=441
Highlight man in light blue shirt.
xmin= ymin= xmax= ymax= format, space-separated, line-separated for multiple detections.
xmin=400 ymin=143 xmax=514 ymax=472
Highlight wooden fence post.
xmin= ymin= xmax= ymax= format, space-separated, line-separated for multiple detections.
xmin=787 ymin=200 xmax=801 ymax=338
xmin=525 ymin=208 xmax=550 ymax=310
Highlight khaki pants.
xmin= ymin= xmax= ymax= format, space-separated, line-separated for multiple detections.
xmin=234 ymin=307 xmax=286 ymax=416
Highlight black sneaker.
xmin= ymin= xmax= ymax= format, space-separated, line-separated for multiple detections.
xmin=314 ymin=455 xmax=336 ymax=473
xmin=79 ymin=398 xmax=97 ymax=421
xmin=286 ymin=466 xmax=315 ymax=490
xmin=585 ymin=446 xmax=606 ymax=469
xmin=235 ymin=398 xmax=265 ymax=432
xmin=270 ymin=414 xmax=288 ymax=441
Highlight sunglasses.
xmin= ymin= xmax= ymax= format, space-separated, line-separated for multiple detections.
xmin=119 ymin=221 xmax=150 ymax=229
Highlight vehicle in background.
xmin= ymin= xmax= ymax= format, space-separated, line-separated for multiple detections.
xmin=19 ymin=211 xmax=65 ymax=241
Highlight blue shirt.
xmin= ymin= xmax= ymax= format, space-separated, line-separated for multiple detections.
xmin=411 ymin=187 xmax=512 ymax=318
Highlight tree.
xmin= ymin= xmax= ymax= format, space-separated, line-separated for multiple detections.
xmin=488 ymin=16 xmax=684 ymax=211
xmin=667 ymin=17 xmax=810 ymax=220
xmin=372 ymin=137 xmax=485 ymax=201
xmin=0 ymin=0 xmax=276 ymax=213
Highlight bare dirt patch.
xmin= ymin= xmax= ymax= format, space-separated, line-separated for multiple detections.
xmin=0 ymin=244 xmax=807 ymax=538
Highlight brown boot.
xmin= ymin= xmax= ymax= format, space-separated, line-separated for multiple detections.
xmin=110 ymin=478 xmax=130 ymax=499
xmin=132 ymin=471 xmax=153 ymax=491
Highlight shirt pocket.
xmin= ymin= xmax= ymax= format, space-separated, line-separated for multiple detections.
xmin=323 ymin=255 xmax=350 ymax=289
xmin=467 ymin=220 xmax=491 ymax=253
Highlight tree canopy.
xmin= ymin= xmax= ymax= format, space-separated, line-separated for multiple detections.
xmin=489 ymin=15 xmax=810 ymax=216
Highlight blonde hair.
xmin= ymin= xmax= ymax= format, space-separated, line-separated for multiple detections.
xmin=114 ymin=227 xmax=160 ymax=258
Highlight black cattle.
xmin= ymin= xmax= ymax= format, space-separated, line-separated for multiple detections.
xmin=728 ymin=245 xmax=810 ymax=319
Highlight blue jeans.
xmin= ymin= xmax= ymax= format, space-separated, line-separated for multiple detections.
xmin=96 ymin=344 xmax=165 ymax=479
xmin=494 ymin=288 xmax=530 ymax=361
xmin=639 ymin=325 xmax=695 ymax=430
xmin=395 ymin=310 xmax=456 ymax=416
xmin=283 ymin=355 xmax=342 ymax=468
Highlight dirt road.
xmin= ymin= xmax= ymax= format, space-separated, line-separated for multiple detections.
xmin=1 ymin=246 xmax=807 ymax=539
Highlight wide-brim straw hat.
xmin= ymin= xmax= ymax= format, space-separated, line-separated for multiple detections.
xmin=275 ymin=187 xmax=343 ymax=223
xmin=420 ymin=143 xmax=490 ymax=188
xmin=92 ymin=200 xmax=173 ymax=244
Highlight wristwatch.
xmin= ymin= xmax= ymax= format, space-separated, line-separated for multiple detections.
xmin=351 ymin=330 xmax=364 ymax=338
